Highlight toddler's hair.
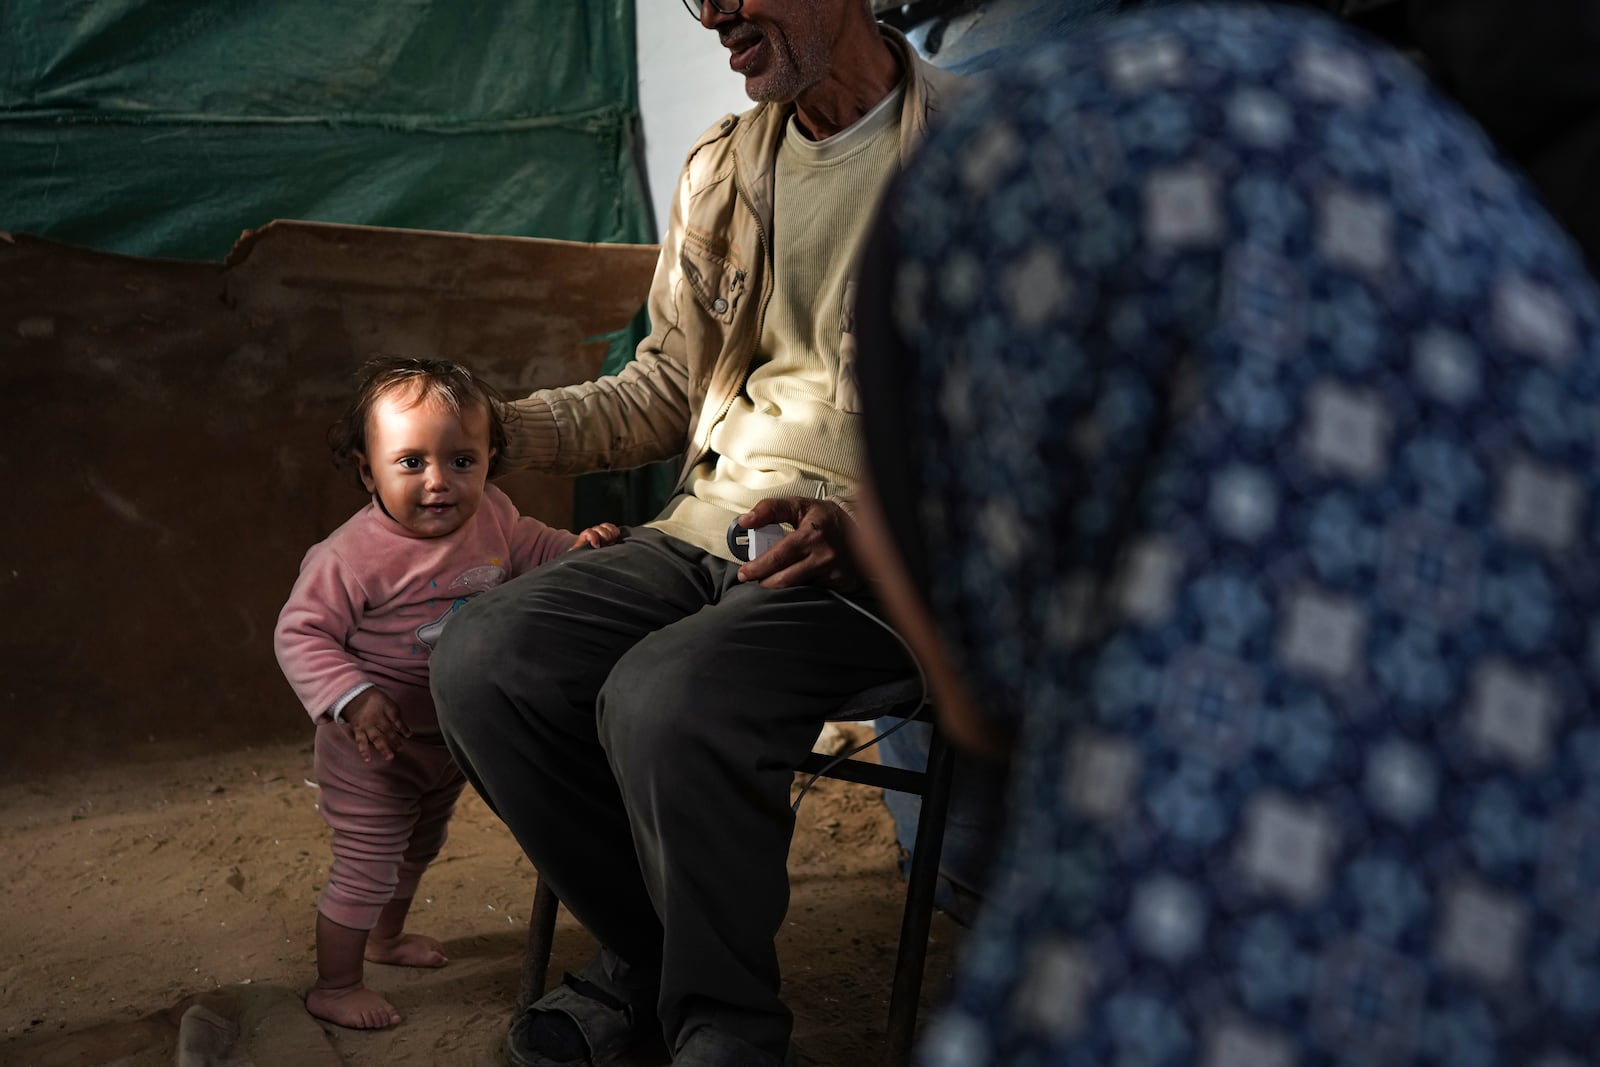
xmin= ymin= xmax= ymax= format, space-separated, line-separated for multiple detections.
xmin=328 ymin=356 xmax=511 ymax=488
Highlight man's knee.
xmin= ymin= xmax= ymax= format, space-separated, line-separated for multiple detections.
xmin=433 ymin=570 xmax=621 ymax=751
xmin=596 ymin=642 xmax=728 ymax=778
xmin=431 ymin=585 xmax=525 ymax=732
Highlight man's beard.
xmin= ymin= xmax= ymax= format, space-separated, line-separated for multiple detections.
xmin=735 ymin=6 xmax=831 ymax=103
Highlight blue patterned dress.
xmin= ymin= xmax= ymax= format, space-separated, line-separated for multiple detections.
xmin=860 ymin=5 xmax=1600 ymax=1064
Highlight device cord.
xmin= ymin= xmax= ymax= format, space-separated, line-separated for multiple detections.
xmin=791 ymin=590 xmax=932 ymax=814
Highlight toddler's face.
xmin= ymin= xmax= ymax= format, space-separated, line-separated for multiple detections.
xmin=357 ymin=389 xmax=494 ymax=538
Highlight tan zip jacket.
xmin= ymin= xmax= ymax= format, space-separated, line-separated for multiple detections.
xmin=501 ymin=27 xmax=963 ymax=499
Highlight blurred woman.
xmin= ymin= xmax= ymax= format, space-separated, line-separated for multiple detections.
xmin=856 ymin=5 xmax=1600 ymax=1064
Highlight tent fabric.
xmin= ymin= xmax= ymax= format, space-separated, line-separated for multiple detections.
xmin=1 ymin=119 xmax=646 ymax=257
xmin=1 ymin=1 xmax=654 ymax=258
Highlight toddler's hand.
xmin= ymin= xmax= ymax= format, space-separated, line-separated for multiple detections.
xmin=571 ymin=523 xmax=622 ymax=550
xmin=340 ymin=687 xmax=412 ymax=762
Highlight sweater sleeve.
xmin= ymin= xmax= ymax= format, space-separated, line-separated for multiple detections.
xmin=486 ymin=488 xmax=576 ymax=574
xmin=512 ymin=515 xmax=580 ymax=572
xmin=497 ymin=159 xmax=696 ymax=475
xmin=273 ymin=541 xmax=373 ymax=724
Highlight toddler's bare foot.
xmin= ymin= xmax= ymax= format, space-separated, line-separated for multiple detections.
xmin=365 ymin=931 xmax=448 ymax=968
xmin=306 ymin=982 xmax=402 ymax=1029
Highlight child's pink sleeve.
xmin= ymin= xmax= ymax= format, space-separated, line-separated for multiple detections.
xmin=488 ymin=487 xmax=576 ymax=575
xmin=273 ymin=542 xmax=371 ymax=723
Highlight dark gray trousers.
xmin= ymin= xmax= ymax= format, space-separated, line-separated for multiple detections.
xmin=431 ymin=528 xmax=909 ymax=1062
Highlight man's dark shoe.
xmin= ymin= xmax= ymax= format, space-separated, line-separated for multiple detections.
xmin=670 ymin=1025 xmax=793 ymax=1067
xmin=506 ymin=974 xmax=653 ymax=1067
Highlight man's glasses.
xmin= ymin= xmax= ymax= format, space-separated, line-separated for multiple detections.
xmin=680 ymin=0 xmax=744 ymax=18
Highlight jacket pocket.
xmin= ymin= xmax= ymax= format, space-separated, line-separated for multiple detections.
xmin=679 ymin=238 xmax=746 ymax=326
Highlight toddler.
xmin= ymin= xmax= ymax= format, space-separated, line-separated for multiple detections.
xmin=274 ymin=356 xmax=618 ymax=1029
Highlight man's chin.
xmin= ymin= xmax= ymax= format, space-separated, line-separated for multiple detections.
xmin=743 ymin=73 xmax=804 ymax=104
xmin=741 ymin=73 xmax=778 ymax=103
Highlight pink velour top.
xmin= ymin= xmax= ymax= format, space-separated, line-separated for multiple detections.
xmin=275 ymin=484 xmax=573 ymax=725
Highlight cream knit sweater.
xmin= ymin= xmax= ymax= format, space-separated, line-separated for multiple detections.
xmin=648 ymin=83 xmax=907 ymax=560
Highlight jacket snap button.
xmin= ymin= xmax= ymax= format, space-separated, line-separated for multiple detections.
xmin=712 ymin=298 xmax=729 ymax=314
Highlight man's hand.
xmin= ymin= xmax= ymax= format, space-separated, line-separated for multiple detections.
xmin=339 ymin=688 xmax=411 ymax=762
xmin=571 ymin=523 xmax=623 ymax=550
xmin=736 ymin=497 xmax=862 ymax=590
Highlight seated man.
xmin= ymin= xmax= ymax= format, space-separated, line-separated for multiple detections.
xmin=431 ymin=1 xmax=961 ymax=1064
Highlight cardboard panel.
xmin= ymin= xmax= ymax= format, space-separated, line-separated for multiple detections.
xmin=0 ymin=222 xmax=658 ymax=770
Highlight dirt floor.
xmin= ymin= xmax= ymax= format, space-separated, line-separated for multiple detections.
xmin=0 ymin=726 xmax=962 ymax=1067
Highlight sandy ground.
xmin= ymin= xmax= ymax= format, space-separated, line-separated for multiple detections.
xmin=0 ymin=727 xmax=961 ymax=1067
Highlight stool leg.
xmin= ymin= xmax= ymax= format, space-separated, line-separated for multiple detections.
xmin=520 ymin=876 xmax=560 ymax=1011
xmin=885 ymin=726 xmax=955 ymax=1067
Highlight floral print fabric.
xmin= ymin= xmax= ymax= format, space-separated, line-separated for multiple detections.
xmin=871 ymin=6 xmax=1600 ymax=1065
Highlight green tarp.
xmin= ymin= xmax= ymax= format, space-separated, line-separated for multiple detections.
xmin=1 ymin=2 xmax=654 ymax=257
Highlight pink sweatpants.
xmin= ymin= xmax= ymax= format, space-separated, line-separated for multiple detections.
xmin=313 ymin=693 xmax=466 ymax=931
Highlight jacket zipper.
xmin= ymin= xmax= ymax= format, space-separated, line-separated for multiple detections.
xmin=673 ymin=170 xmax=774 ymax=495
